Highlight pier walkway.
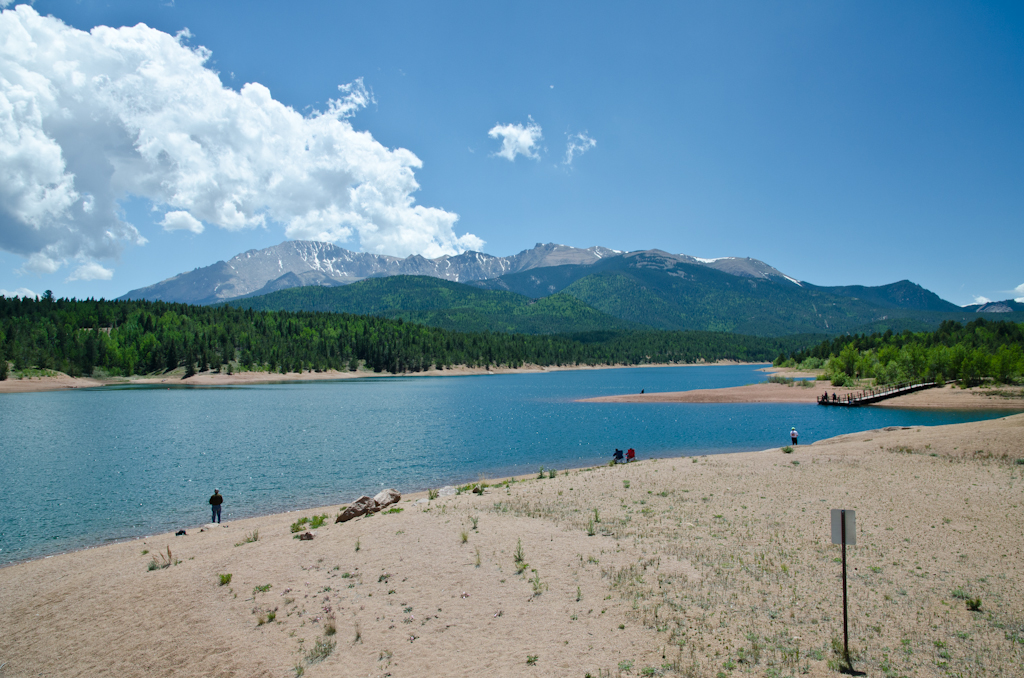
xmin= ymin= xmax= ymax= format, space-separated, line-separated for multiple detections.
xmin=817 ymin=381 xmax=940 ymax=407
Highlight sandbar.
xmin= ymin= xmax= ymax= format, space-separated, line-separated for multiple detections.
xmin=580 ymin=382 xmax=1024 ymax=409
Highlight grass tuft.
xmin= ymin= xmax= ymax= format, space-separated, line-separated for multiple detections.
xmin=235 ymin=529 xmax=259 ymax=546
xmin=147 ymin=545 xmax=178 ymax=571
xmin=305 ymin=637 xmax=336 ymax=664
xmin=218 ymin=573 xmax=232 ymax=586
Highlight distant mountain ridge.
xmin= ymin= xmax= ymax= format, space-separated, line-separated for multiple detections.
xmin=120 ymin=241 xmax=623 ymax=305
xmin=119 ymin=239 xmax=1022 ymax=338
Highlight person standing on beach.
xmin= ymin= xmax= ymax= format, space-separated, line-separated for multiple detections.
xmin=790 ymin=427 xmax=798 ymax=446
xmin=209 ymin=489 xmax=223 ymax=523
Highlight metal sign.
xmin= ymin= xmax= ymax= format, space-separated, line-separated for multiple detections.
xmin=831 ymin=508 xmax=856 ymax=672
xmin=831 ymin=508 xmax=856 ymax=545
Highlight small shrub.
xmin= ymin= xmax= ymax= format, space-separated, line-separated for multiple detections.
xmin=469 ymin=515 xmax=479 ymax=530
xmin=586 ymin=518 xmax=595 ymax=536
xmin=548 ymin=468 xmax=557 ymax=479
xmin=951 ymin=587 xmax=970 ymax=600
xmin=290 ymin=517 xmax=310 ymax=533
xmin=355 ymin=538 xmax=361 ymax=552
xmin=382 ymin=506 xmax=403 ymax=514
xmin=460 ymin=530 xmax=468 ymax=544
xmin=309 ymin=513 xmax=328 ymax=529
xmin=966 ymin=598 xmax=982 ymax=611
xmin=324 ymin=618 xmax=337 ymax=636
xmin=427 ymin=488 xmax=439 ymax=500
xmin=218 ymin=573 xmax=233 ymax=586
xmin=514 ymin=538 xmax=527 ymax=573
xmin=618 ymin=659 xmax=633 ymax=670
xmin=526 ymin=655 xmax=538 ymax=665
xmin=253 ymin=584 xmax=272 ymax=595
xmin=782 ymin=446 xmax=793 ymax=453
xmin=537 ymin=466 xmax=545 ymax=479
xmin=623 ymin=480 xmax=630 ymax=489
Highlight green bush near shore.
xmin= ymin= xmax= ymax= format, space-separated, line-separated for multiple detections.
xmin=778 ymin=318 xmax=1024 ymax=387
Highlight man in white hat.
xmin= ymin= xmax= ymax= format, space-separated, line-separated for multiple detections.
xmin=790 ymin=427 xmax=798 ymax=446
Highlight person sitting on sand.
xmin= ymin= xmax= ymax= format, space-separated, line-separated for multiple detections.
xmin=626 ymin=448 xmax=636 ymax=462
xmin=613 ymin=449 xmax=625 ymax=463
xmin=209 ymin=489 xmax=223 ymax=523
xmin=790 ymin=427 xmax=798 ymax=446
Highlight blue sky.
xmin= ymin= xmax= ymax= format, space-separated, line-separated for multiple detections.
xmin=1 ymin=0 xmax=1022 ymax=306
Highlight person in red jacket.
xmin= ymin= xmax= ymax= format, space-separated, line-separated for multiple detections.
xmin=209 ymin=489 xmax=223 ymax=523
xmin=626 ymin=448 xmax=635 ymax=462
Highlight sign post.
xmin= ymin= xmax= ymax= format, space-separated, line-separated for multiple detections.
xmin=831 ymin=509 xmax=856 ymax=670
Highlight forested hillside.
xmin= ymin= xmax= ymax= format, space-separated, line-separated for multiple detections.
xmin=471 ymin=251 xmax=1016 ymax=336
xmin=228 ymin=276 xmax=638 ymax=334
xmin=777 ymin=318 xmax=1024 ymax=386
xmin=0 ymin=293 xmax=815 ymax=379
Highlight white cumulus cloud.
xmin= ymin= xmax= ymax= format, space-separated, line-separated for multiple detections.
xmin=66 ymin=262 xmax=114 ymax=282
xmin=971 ymin=296 xmax=992 ymax=306
xmin=160 ymin=210 xmax=204 ymax=234
xmin=564 ymin=131 xmax=596 ymax=166
xmin=0 ymin=6 xmax=481 ymax=278
xmin=0 ymin=287 xmax=38 ymax=298
xmin=1012 ymin=283 xmax=1024 ymax=303
xmin=488 ymin=116 xmax=543 ymax=161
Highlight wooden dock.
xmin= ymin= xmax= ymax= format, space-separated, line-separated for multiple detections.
xmin=817 ymin=381 xmax=940 ymax=407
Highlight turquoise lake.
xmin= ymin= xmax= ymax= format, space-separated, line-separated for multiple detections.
xmin=0 ymin=364 xmax=1012 ymax=564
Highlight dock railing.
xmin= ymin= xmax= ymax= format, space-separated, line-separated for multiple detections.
xmin=817 ymin=380 xmax=940 ymax=407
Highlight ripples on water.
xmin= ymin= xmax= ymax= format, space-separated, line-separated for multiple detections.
xmin=0 ymin=365 xmax=1010 ymax=563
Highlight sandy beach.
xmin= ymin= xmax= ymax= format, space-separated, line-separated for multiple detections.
xmin=0 ymin=360 xmax=757 ymax=395
xmin=2 ymin=413 xmax=1023 ymax=677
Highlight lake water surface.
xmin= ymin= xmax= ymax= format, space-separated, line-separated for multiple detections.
xmin=0 ymin=365 xmax=1011 ymax=563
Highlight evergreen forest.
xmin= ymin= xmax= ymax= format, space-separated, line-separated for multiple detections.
xmin=0 ymin=293 xmax=816 ymax=380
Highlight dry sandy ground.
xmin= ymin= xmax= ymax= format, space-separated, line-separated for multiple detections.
xmin=583 ymin=382 xmax=1024 ymax=410
xmin=2 ymin=415 xmax=1023 ymax=678
xmin=0 ymin=360 xmax=757 ymax=395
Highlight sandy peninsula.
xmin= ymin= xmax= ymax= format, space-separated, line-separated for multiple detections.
xmin=0 ymin=360 xmax=758 ymax=395
xmin=581 ymin=381 xmax=1024 ymax=410
xmin=2 ymin=414 xmax=1023 ymax=677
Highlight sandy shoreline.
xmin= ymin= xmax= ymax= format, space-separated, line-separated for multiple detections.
xmin=0 ymin=359 xmax=761 ymax=395
xmin=580 ymin=381 xmax=1024 ymax=409
xmin=2 ymin=414 xmax=1023 ymax=677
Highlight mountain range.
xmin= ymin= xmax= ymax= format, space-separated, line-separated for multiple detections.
xmin=122 ymin=240 xmax=1024 ymax=337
